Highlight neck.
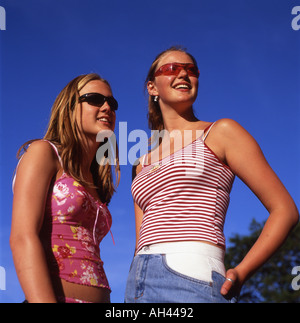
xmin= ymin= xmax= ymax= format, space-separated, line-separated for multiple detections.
xmin=160 ymin=104 xmax=199 ymax=133
xmin=80 ymin=136 xmax=99 ymax=175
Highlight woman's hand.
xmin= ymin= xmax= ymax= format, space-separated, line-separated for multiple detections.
xmin=220 ymin=268 xmax=242 ymax=299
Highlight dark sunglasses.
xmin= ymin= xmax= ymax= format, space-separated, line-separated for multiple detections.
xmin=78 ymin=93 xmax=118 ymax=111
xmin=154 ymin=63 xmax=200 ymax=79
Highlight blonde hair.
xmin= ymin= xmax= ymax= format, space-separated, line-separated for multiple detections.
xmin=18 ymin=73 xmax=120 ymax=205
xmin=145 ymin=46 xmax=199 ymax=131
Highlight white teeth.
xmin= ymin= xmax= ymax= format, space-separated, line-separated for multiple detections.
xmin=98 ymin=118 xmax=109 ymax=122
xmin=175 ymin=84 xmax=190 ymax=89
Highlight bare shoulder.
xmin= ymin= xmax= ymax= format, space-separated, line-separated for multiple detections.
xmin=13 ymin=140 xmax=61 ymax=199
xmin=212 ymin=119 xmax=266 ymax=171
xmin=18 ymin=140 xmax=60 ymax=174
xmin=212 ymin=118 xmax=256 ymax=145
xmin=203 ymin=118 xmax=261 ymax=168
xmin=199 ymin=119 xmax=248 ymax=138
xmin=26 ymin=139 xmax=54 ymax=152
xmin=213 ymin=118 xmax=248 ymax=135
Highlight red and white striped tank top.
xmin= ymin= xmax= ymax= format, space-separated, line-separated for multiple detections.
xmin=132 ymin=124 xmax=235 ymax=253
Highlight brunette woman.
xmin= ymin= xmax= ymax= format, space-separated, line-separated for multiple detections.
xmin=125 ymin=47 xmax=299 ymax=303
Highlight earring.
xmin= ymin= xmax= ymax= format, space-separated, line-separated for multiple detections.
xmin=154 ymin=96 xmax=159 ymax=102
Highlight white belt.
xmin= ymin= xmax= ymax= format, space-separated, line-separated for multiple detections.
xmin=137 ymin=241 xmax=226 ymax=282
xmin=138 ymin=241 xmax=225 ymax=261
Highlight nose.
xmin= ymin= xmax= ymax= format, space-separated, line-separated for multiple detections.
xmin=100 ymin=101 xmax=113 ymax=112
xmin=177 ymin=67 xmax=189 ymax=78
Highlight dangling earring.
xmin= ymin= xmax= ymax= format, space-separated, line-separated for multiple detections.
xmin=154 ymin=96 xmax=159 ymax=102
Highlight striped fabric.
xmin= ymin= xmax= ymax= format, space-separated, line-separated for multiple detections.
xmin=132 ymin=134 xmax=235 ymax=253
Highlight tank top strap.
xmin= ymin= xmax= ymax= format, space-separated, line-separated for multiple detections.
xmin=202 ymin=122 xmax=216 ymax=141
xmin=141 ymin=153 xmax=148 ymax=167
xmin=13 ymin=140 xmax=63 ymax=192
xmin=43 ymin=140 xmax=63 ymax=167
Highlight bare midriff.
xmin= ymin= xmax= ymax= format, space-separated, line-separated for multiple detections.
xmin=52 ymin=278 xmax=111 ymax=303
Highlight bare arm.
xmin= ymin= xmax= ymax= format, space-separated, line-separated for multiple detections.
xmin=210 ymin=119 xmax=299 ymax=296
xmin=10 ymin=141 xmax=60 ymax=303
xmin=132 ymin=161 xmax=144 ymax=255
xmin=134 ymin=203 xmax=144 ymax=254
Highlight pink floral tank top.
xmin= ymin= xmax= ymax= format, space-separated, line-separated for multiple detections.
xmin=40 ymin=141 xmax=112 ymax=290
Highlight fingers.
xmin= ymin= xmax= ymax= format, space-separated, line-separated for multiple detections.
xmin=220 ymin=277 xmax=235 ymax=296
xmin=221 ymin=270 xmax=237 ymax=296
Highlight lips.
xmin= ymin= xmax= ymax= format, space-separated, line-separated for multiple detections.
xmin=97 ymin=115 xmax=112 ymax=124
xmin=173 ymin=82 xmax=192 ymax=90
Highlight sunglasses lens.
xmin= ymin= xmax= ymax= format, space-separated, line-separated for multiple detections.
xmin=155 ymin=63 xmax=199 ymax=78
xmin=186 ymin=65 xmax=199 ymax=77
xmin=165 ymin=64 xmax=181 ymax=75
xmin=156 ymin=64 xmax=177 ymax=76
xmin=80 ymin=93 xmax=118 ymax=111
xmin=107 ymin=97 xmax=118 ymax=111
xmin=87 ymin=95 xmax=106 ymax=107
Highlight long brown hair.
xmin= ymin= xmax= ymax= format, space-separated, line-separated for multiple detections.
xmin=145 ymin=46 xmax=199 ymax=131
xmin=17 ymin=73 xmax=120 ymax=205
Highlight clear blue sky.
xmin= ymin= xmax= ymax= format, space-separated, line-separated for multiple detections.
xmin=0 ymin=0 xmax=299 ymax=303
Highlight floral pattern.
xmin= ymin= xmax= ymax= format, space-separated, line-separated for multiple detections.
xmin=42 ymin=172 xmax=112 ymax=290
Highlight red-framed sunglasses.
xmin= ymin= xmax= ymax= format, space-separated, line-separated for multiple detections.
xmin=154 ymin=63 xmax=200 ymax=78
xmin=79 ymin=93 xmax=118 ymax=111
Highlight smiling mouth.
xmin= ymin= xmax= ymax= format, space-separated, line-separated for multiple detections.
xmin=173 ymin=83 xmax=192 ymax=90
xmin=97 ymin=117 xmax=111 ymax=124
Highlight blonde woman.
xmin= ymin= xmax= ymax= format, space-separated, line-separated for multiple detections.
xmin=10 ymin=73 xmax=120 ymax=303
xmin=125 ymin=47 xmax=299 ymax=303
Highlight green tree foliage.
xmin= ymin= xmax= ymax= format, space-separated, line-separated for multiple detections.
xmin=225 ymin=220 xmax=300 ymax=303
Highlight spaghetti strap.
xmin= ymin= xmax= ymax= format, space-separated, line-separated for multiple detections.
xmin=43 ymin=140 xmax=63 ymax=167
xmin=12 ymin=140 xmax=63 ymax=192
xmin=141 ymin=153 xmax=148 ymax=167
xmin=203 ymin=122 xmax=216 ymax=141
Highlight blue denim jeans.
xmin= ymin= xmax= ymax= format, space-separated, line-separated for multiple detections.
xmin=125 ymin=254 xmax=238 ymax=303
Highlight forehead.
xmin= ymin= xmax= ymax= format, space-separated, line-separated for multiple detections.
xmin=80 ymin=80 xmax=112 ymax=96
xmin=158 ymin=51 xmax=194 ymax=68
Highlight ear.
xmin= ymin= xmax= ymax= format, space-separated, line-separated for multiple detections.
xmin=147 ymin=81 xmax=159 ymax=97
